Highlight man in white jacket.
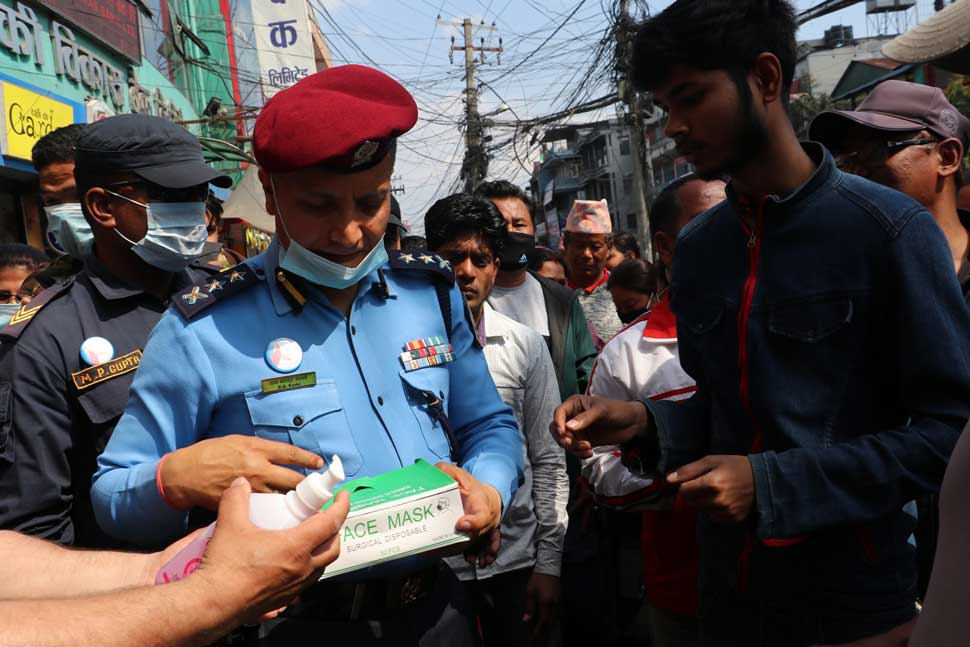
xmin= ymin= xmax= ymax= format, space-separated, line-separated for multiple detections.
xmin=584 ymin=175 xmax=725 ymax=647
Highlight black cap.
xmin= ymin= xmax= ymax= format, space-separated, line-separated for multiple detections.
xmin=74 ymin=114 xmax=232 ymax=189
xmin=388 ymin=194 xmax=407 ymax=231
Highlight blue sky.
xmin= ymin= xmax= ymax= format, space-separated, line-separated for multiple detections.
xmin=311 ymin=0 xmax=934 ymax=233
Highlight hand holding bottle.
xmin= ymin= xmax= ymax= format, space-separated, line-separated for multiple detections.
xmin=191 ymin=476 xmax=349 ymax=624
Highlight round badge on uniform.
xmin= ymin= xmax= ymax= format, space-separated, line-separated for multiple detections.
xmin=80 ymin=336 xmax=115 ymax=366
xmin=265 ymin=338 xmax=303 ymax=373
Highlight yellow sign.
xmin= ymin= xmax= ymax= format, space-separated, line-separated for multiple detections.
xmin=1 ymin=82 xmax=75 ymax=161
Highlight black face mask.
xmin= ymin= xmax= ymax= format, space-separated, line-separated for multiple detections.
xmin=498 ymin=233 xmax=536 ymax=272
xmin=618 ymin=308 xmax=648 ymax=325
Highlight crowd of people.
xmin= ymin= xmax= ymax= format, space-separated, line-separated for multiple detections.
xmin=1 ymin=0 xmax=970 ymax=646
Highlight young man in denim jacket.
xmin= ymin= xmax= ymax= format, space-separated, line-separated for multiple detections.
xmin=550 ymin=1 xmax=970 ymax=645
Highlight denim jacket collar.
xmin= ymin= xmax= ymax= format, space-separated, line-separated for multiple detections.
xmin=725 ymin=142 xmax=840 ymax=213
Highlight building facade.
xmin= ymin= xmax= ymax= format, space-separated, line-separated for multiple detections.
xmin=532 ymin=116 xmax=692 ymax=251
xmin=794 ymin=27 xmax=897 ymax=96
xmin=0 ymin=0 xmax=244 ymax=249
xmin=533 ymin=119 xmax=637 ymax=245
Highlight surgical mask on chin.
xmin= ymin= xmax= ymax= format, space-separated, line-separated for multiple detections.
xmin=106 ymin=191 xmax=208 ymax=272
xmin=0 ymin=303 xmax=20 ymax=329
xmin=270 ymin=176 xmax=388 ymax=289
xmin=44 ymin=203 xmax=94 ymax=259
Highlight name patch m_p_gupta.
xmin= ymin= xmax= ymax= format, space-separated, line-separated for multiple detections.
xmin=71 ymin=350 xmax=143 ymax=391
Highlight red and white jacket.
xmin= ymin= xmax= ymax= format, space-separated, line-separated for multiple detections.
xmin=584 ymin=294 xmax=701 ymax=617
xmin=583 ymin=295 xmax=696 ymax=509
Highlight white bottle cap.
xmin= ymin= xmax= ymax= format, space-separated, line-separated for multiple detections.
xmin=296 ymin=455 xmax=345 ymax=511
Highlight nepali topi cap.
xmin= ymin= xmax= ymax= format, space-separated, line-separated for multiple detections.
xmin=254 ymin=64 xmax=418 ymax=174
xmin=565 ymin=199 xmax=612 ymax=234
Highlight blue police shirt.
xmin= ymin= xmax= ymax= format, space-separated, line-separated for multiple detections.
xmin=91 ymin=240 xmax=522 ymax=547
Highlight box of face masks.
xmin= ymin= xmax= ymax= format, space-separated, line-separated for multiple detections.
xmin=318 ymin=459 xmax=470 ymax=579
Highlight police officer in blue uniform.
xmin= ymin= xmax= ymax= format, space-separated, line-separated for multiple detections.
xmin=91 ymin=65 xmax=523 ymax=644
xmin=0 ymin=114 xmax=230 ymax=548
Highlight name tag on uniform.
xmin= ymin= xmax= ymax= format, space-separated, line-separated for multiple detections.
xmin=400 ymin=337 xmax=454 ymax=372
xmin=71 ymin=350 xmax=143 ymax=391
xmin=261 ymin=371 xmax=317 ymax=394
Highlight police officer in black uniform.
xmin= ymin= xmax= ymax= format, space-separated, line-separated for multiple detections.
xmin=0 ymin=114 xmax=231 ymax=547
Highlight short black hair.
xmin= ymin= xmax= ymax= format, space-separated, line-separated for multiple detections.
xmin=475 ymin=180 xmax=536 ymax=229
xmin=0 ymin=243 xmax=48 ymax=272
xmin=528 ymin=246 xmax=564 ymax=272
xmin=632 ymin=0 xmax=798 ymax=103
xmin=31 ymin=123 xmax=85 ymax=172
xmin=607 ymin=258 xmax=657 ymax=295
xmin=611 ymin=232 xmax=641 ymax=258
xmin=649 ymin=173 xmax=703 ymax=242
xmin=400 ymin=235 xmax=427 ymax=252
xmin=424 ymin=193 xmax=507 ymax=258
xmin=206 ymin=191 xmax=224 ymax=220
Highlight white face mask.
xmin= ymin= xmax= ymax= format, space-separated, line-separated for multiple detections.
xmin=0 ymin=303 xmax=20 ymax=329
xmin=270 ymin=176 xmax=389 ymax=289
xmin=106 ymin=190 xmax=208 ymax=272
xmin=44 ymin=203 xmax=94 ymax=259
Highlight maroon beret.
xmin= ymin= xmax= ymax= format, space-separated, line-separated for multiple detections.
xmin=253 ymin=64 xmax=418 ymax=173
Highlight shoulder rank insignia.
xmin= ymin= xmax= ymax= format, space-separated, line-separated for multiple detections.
xmin=387 ymin=249 xmax=455 ymax=285
xmin=0 ymin=278 xmax=74 ymax=340
xmin=173 ymin=263 xmax=260 ymax=320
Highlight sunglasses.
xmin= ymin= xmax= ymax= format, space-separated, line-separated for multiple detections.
xmin=0 ymin=290 xmax=29 ymax=305
xmin=835 ymin=137 xmax=937 ymax=169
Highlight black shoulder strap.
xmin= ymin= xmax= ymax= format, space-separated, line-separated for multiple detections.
xmin=387 ymin=249 xmax=457 ymax=342
xmin=433 ymin=279 xmax=453 ymax=342
xmin=172 ymin=263 xmax=259 ymax=319
xmin=0 ymin=277 xmax=75 ymax=340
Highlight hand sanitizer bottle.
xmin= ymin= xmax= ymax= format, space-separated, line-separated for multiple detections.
xmin=156 ymin=455 xmax=345 ymax=584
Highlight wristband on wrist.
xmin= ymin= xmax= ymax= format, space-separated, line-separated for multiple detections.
xmin=156 ymin=453 xmax=179 ymax=509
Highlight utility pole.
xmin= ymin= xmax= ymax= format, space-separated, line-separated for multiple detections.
xmin=441 ymin=17 xmax=503 ymax=192
xmin=461 ymin=19 xmax=481 ymax=193
xmin=391 ymin=175 xmax=406 ymax=196
xmin=616 ymin=0 xmax=652 ymax=255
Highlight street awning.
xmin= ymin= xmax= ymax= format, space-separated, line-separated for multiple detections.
xmin=221 ymin=164 xmax=275 ymax=233
xmin=830 ymin=60 xmax=914 ymax=102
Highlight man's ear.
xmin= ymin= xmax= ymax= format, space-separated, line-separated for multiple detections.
xmin=654 ymin=231 xmax=674 ymax=267
xmin=84 ymin=187 xmax=116 ymax=230
xmin=937 ymin=138 xmax=964 ymax=182
xmin=751 ymin=52 xmax=784 ymax=106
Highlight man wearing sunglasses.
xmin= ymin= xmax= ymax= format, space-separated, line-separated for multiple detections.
xmin=810 ymin=80 xmax=970 ymax=305
xmin=811 ymin=78 xmax=970 ymax=615
xmin=0 ymin=114 xmax=232 ymax=547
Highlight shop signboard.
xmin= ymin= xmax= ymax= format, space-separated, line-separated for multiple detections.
xmin=0 ymin=77 xmax=82 ymax=161
xmin=545 ymin=205 xmax=561 ymax=242
xmin=251 ymin=0 xmax=315 ymax=98
xmin=37 ymin=0 xmax=141 ymax=62
xmin=0 ymin=2 xmax=190 ymax=121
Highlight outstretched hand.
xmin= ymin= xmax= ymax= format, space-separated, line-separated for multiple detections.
xmin=160 ymin=435 xmax=325 ymax=511
xmin=549 ymin=395 xmax=649 ymax=458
